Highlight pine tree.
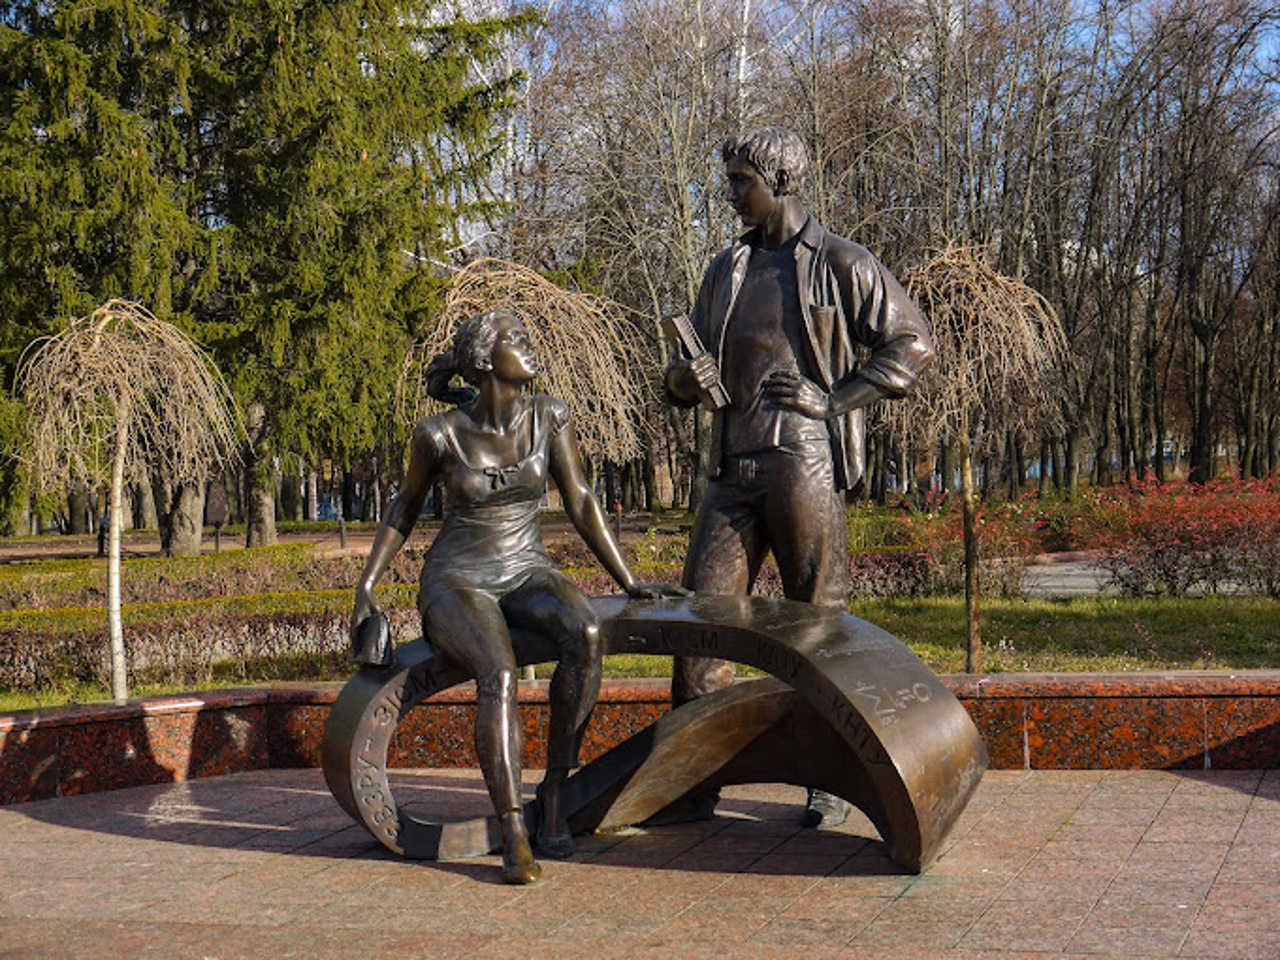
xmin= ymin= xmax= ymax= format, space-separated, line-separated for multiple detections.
xmin=187 ymin=0 xmax=536 ymax=543
xmin=2 ymin=1 xmax=534 ymax=543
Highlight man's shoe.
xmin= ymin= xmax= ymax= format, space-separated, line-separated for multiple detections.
xmin=802 ymin=788 xmax=850 ymax=829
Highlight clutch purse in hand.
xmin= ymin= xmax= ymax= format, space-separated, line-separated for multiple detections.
xmin=350 ymin=610 xmax=393 ymax=668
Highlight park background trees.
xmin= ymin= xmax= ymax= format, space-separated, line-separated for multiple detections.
xmin=1 ymin=0 xmax=534 ymax=537
xmin=2 ymin=0 xmax=1280 ymax=532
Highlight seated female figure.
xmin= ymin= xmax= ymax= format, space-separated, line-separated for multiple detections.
xmin=349 ymin=310 xmax=672 ymax=884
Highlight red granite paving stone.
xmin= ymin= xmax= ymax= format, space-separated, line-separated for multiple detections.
xmin=1130 ymin=840 xmax=1231 ymax=865
xmin=770 ymin=831 xmax=872 ymax=857
xmin=998 ymin=787 xmax=1095 ymax=810
xmin=1039 ymin=837 xmax=1139 ymax=864
xmin=837 ymin=951 xmax=1069 ymax=960
xmin=826 ymin=857 xmax=916 ymax=895
xmin=1214 ymin=855 xmax=1280 ymax=883
xmin=1098 ymin=878 xmax=1214 ymax=907
xmin=1256 ymin=770 xmax=1280 ymax=798
xmin=1083 ymin=788 xmax=1177 ymax=811
xmin=1065 ymin=916 xmax=1194 ymax=955
xmin=1069 ymin=804 xmax=1173 ymax=827
xmin=749 ymin=914 xmax=872 ymax=946
xmin=713 ymin=871 xmax=821 ymax=901
xmin=1231 ymin=824 xmax=1280 ymax=849
xmin=780 ymin=889 xmax=893 ymax=922
xmin=1050 ymin=821 xmax=1152 ymax=845
xmin=740 ymin=851 xmax=848 ymax=876
xmin=694 ymin=826 xmax=789 ymax=854
xmin=664 ymin=849 xmax=763 ymax=872
xmin=1162 ymin=792 xmax=1256 ymax=816
xmin=581 ymin=845 xmax=690 ymax=869
xmin=1016 ymin=854 xmax=1125 ymax=885
xmin=1088 ymin=902 xmax=1201 ymax=930
xmin=6 ymin=878 xmax=172 ymax=922
xmin=1241 ymin=797 xmax=1280 ymax=818
xmin=650 ymin=895 xmax=784 ymax=943
xmin=1014 ymin=767 xmax=1109 ymax=787
xmin=959 ymin=898 xmax=1091 ymax=952
xmin=10 ymin=766 xmax=1280 ymax=958
xmin=498 ymin=879 xmax=622 ymax=915
xmin=1174 ymin=768 xmax=1265 ymax=791
xmin=1221 ymin=840 xmax=1280 ymax=867
xmin=847 ymin=897 xmax=987 ymax=951
xmin=926 ymin=858 xmax=1035 ymax=885
xmin=1115 ymin=853 xmax=1224 ymax=882
xmin=0 ymin=919 xmax=233 ymax=960
xmin=1202 ymin=881 xmax=1279 ymax=911
xmin=552 ymin=901 xmax=711 ymax=942
xmin=998 ymin=875 xmax=1112 ymax=904
xmin=1144 ymin=816 xmax=1243 ymax=845
xmin=1182 ymin=904 xmax=1280 ymax=959
xmin=901 ymin=875 xmax=1008 ymax=906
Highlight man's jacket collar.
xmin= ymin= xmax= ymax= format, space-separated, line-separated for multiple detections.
xmin=732 ymin=213 xmax=822 ymax=254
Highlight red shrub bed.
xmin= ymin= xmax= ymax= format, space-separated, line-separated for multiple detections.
xmin=1088 ymin=478 xmax=1280 ymax=597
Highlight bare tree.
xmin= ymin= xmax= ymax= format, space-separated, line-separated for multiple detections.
xmin=18 ymin=300 xmax=242 ymax=701
xmin=900 ymin=249 xmax=1067 ymax=672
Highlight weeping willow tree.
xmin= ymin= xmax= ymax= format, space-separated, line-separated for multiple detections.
xmin=400 ymin=258 xmax=656 ymax=464
xmin=17 ymin=300 xmax=242 ymax=701
xmin=899 ymin=249 xmax=1068 ymax=673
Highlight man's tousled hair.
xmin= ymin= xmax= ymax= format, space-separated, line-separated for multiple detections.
xmin=722 ymin=127 xmax=809 ymax=195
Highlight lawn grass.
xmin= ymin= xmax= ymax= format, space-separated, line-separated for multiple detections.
xmin=854 ymin=595 xmax=1280 ymax=674
xmin=4 ymin=593 xmax=1277 ymax=713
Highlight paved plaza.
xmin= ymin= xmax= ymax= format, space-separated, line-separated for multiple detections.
xmin=2 ymin=767 xmax=1278 ymax=958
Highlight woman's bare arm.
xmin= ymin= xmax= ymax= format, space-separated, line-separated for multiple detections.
xmin=351 ymin=418 xmax=443 ymax=636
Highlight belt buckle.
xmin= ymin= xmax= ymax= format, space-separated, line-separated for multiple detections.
xmin=738 ymin=456 xmax=757 ymax=485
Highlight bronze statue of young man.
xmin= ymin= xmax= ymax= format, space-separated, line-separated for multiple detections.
xmin=666 ymin=126 xmax=935 ymax=827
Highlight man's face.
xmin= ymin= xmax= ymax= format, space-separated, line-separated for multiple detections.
xmin=725 ymin=154 xmax=778 ymax=227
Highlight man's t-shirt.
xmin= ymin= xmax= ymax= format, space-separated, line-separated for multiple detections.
xmin=722 ymin=235 xmax=829 ymax=456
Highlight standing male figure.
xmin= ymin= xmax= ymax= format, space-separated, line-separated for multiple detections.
xmin=666 ymin=126 xmax=935 ymax=827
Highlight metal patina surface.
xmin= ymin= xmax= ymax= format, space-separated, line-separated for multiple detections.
xmin=323 ymin=594 xmax=987 ymax=872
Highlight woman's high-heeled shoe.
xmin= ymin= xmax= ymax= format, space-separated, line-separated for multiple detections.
xmin=500 ymin=811 xmax=541 ymax=884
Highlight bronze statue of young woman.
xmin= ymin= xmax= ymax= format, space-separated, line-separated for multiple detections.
xmin=349 ymin=309 xmax=676 ymax=885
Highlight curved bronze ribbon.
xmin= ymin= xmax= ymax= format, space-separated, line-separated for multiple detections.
xmin=322 ymin=595 xmax=987 ymax=872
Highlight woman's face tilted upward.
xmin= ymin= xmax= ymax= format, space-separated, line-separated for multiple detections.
xmin=488 ymin=313 xmax=538 ymax=384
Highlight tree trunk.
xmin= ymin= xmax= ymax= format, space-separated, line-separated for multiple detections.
xmin=244 ymin=403 xmax=277 ymax=547
xmin=1007 ymin=431 xmax=1021 ymax=501
xmin=939 ymin=435 xmax=953 ymax=495
xmin=108 ymin=412 xmax=129 ymax=702
xmin=1064 ymin=429 xmax=1079 ymax=498
xmin=168 ymin=483 xmax=205 ymax=556
xmin=690 ymin=408 xmax=712 ymax=512
xmin=960 ymin=435 xmax=982 ymax=674
xmin=68 ymin=484 xmax=92 ymax=534
xmin=604 ymin=460 xmax=618 ymax=513
xmin=341 ymin=469 xmax=357 ymax=524
xmin=133 ymin=481 xmax=159 ymax=535
xmin=642 ymin=445 xmax=659 ymax=512
xmin=246 ymin=476 xmax=277 ymax=547
xmin=280 ymin=469 xmax=302 ymax=522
